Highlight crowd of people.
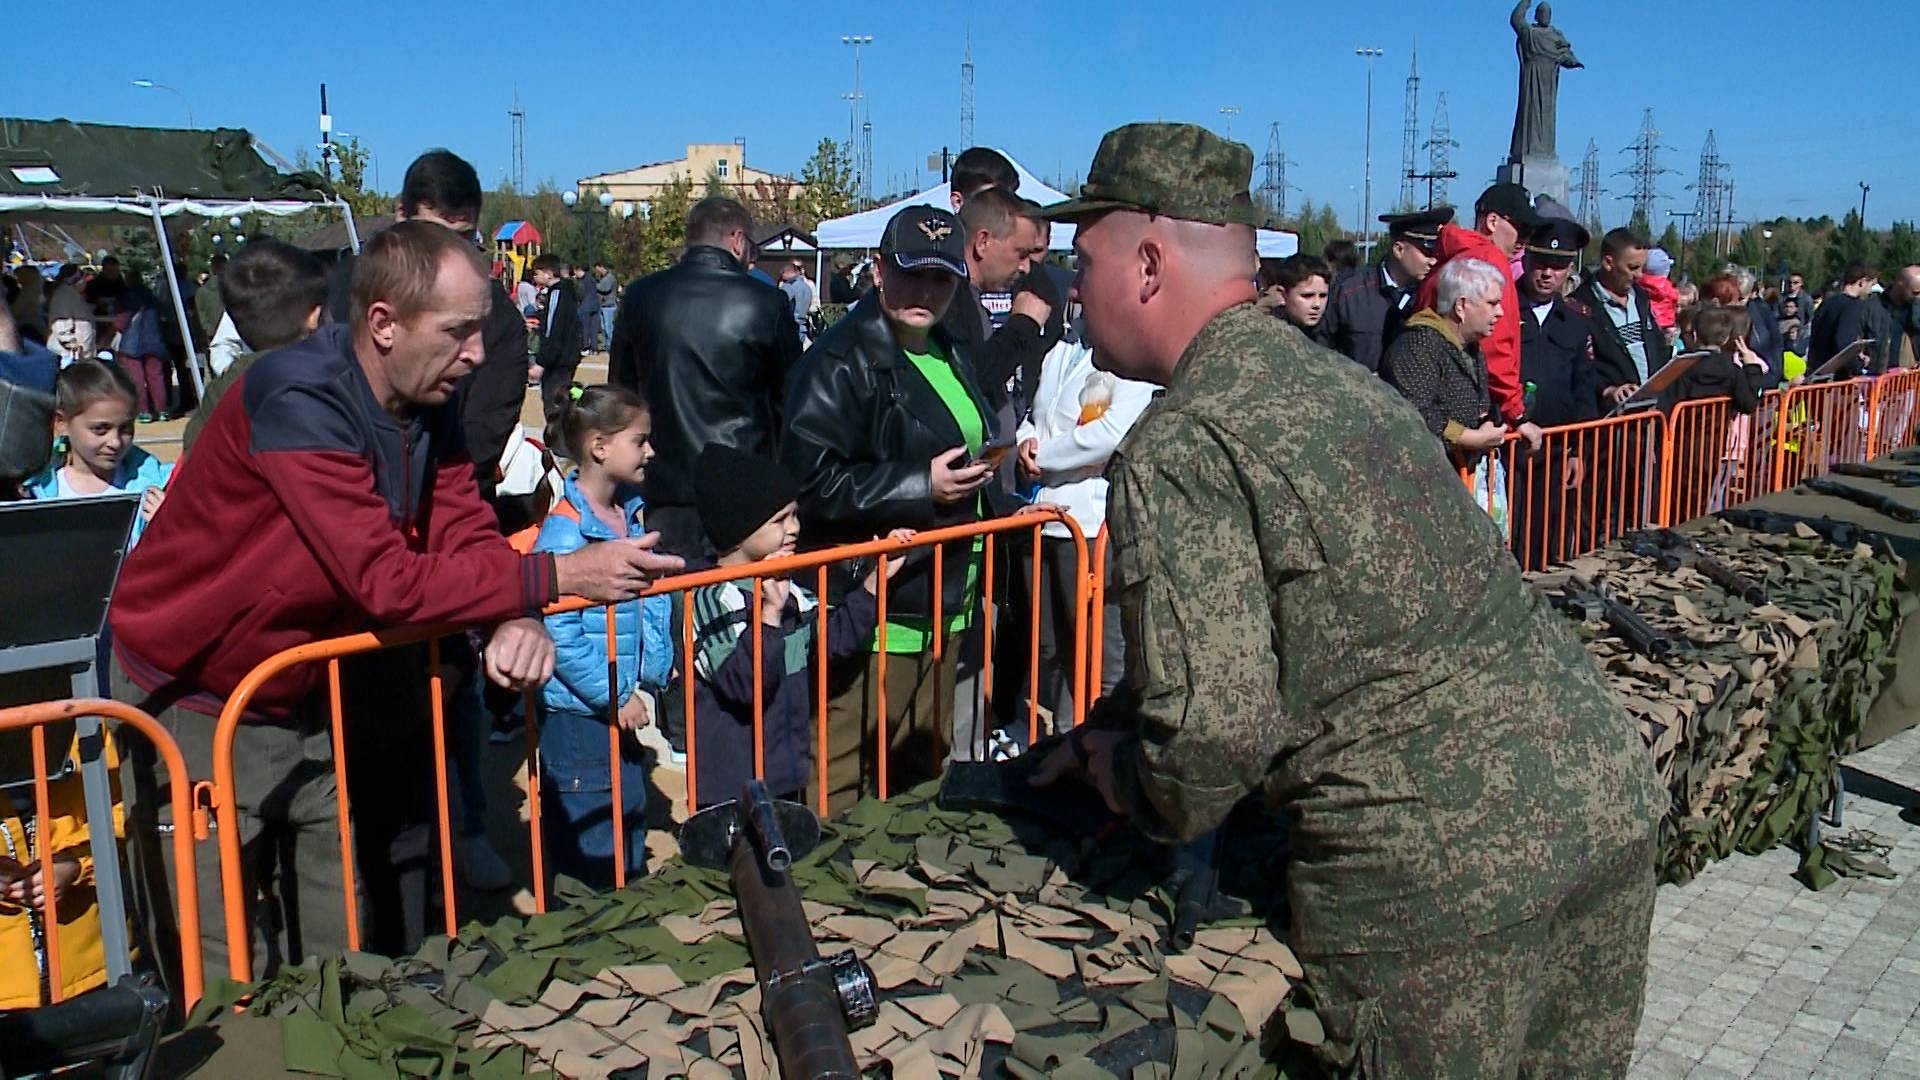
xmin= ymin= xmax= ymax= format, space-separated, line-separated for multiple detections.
xmin=0 ymin=122 xmax=1913 ymax=1076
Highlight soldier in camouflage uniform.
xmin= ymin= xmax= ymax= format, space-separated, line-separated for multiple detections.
xmin=1030 ymin=122 xmax=1665 ymax=1077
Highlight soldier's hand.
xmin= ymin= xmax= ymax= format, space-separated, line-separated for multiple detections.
xmin=1029 ymin=729 xmax=1127 ymax=814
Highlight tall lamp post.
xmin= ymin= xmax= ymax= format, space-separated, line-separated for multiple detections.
xmin=842 ymin=34 xmax=874 ymax=206
xmin=1355 ymin=48 xmax=1384 ymax=254
xmin=131 ymin=79 xmax=193 ymax=128
xmin=1218 ymin=105 xmax=1241 ymax=140
xmin=563 ymin=190 xmax=616 ymax=266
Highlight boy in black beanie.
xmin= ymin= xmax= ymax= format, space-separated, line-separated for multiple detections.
xmin=688 ymin=445 xmax=911 ymax=807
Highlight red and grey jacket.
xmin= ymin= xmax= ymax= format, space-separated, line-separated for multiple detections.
xmin=109 ymin=324 xmax=558 ymax=718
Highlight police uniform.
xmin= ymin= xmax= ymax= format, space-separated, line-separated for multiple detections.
xmin=1321 ymin=208 xmax=1451 ymax=374
xmin=1038 ymin=124 xmax=1662 ymax=1077
xmin=1512 ymin=218 xmax=1601 ymax=570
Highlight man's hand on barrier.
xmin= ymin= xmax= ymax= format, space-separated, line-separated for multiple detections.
xmin=1457 ymin=421 xmax=1508 ymax=451
xmin=1518 ymin=421 xmax=1545 ymax=452
xmin=484 ymin=617 xmax=554 ymax=691
xmin=1563 ymin=454 xmax=1586 ymax=491
xmin=556 ymin=533 xmax=686 ymax=601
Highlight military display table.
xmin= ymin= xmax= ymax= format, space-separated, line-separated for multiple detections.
xmin=185 ymin=787 xmax=1304 ymax=1079
xmin=1528 ymin=516 xmax=1913 ymax=889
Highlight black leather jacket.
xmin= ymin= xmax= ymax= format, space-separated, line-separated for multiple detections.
xmin=780 ymin=296 xmax=1000 ymax=619
xmin=608 ymin=246 xmax=803 ymax=507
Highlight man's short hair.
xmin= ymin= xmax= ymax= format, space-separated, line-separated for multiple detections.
xmin=959 ymin=186 xmax=1028 ymax=241
xmin=1323 ymin=240 xmax=1360 ymax=275
xmin=1271 ymin=254 xmax=1332 ymax=291
xmin=530 ymin=253 xmax=562 ymax=276
xmin=1843 ymin=260 xmax=1878 ymax=286
xmin=222 ymin=238 xmax=328 ymax=352
xmin=350 ymin=219 xmax=489 ymax=337
xmin=1434 ymin=257 xmax=1507 ymax=313
xmin=951 ymin=147 xmax=1017 ymax=200
xmin=398 ymin=149 xmax=483 ymax=221
xmin=686 ymin=197 xmax=754 ymax=248
xmin=1600 ymin=228 xmax=1647 ymax=262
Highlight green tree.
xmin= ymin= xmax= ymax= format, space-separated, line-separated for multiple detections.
xmin=617 ymin=173 xmax=694 ymax=277
xmin=1283 ymin=199 xmax=1346 ymax=264
xmin=1882 ymin=221 xmax=1920 ymax=272
xmin=1825 ymin=209 xmax=1872 ymax=284
xmin=797 ymin=138 xmax=857 ymax=229
xmin=332 ymin=137 xmax=387 ymax=219
xmin=1734 ymin=226 xmax=1765 ymax=273
xmin=703 ymin=169 xmax=729 ymax=200
xmin=1655 ymin=223 xmax=1683 ymax=259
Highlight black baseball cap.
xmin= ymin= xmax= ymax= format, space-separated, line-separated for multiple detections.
xmin=1474 ymin=182 xmax=1545 ymax=231
xmin=880 ymin=206 xmax=968 ymax=279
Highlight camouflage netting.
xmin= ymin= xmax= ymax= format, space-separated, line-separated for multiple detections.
xmin=198 ymin=785 xmax=1305 ymax=1079
xmin=1528 ymin=518 xmax=1915 ymax=889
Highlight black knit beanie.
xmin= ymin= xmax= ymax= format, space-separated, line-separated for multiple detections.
xmin=695 ymin=443 xmax=802 ymax=554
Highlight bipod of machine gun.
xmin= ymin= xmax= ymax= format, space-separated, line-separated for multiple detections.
xmin=1625 ymin=528 xmax=1769 ymax=604
xmin=681 ymin=781 xmax=878 ymax=1079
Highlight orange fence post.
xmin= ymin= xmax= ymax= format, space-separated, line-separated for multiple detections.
xmin=1086 ymin=527 xmax=1109 ymax=718
xmin=0 ymin=699 xmax=206 ymax=1010
xmin=522 ymin=687 xmax=546 ymax=915
xmin=814 ymin=565 xmax=831 ymax=819
xmin=426 ymin=639 xmax=459 ymax=935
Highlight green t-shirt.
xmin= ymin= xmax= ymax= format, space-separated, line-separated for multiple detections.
xmin=881 ymin=343 xmax=984 ymax=653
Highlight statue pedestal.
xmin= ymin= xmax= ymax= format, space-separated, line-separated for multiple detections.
xmin=1497 ymin=156 xmax=1569 ymax=206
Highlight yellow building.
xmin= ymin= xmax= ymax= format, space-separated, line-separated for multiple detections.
xmin=577 ymin=142 xmax=801 ymax=209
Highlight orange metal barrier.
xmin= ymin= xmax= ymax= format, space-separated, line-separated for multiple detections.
xmin=1660 ymin=390 xmax=1789 ymax=527
xmin=1867 ymin=368 xmax=1920 ymax=459
xmin=1774 ymin=377 xmax=1875 ymax=489
xmin=1086 ymin=527 xmax=1111 ymax=710
xmin=0 ymin=699 xmax=204 ymax=1010
xmin=1465 ymin=408 xmax=1669 ymax=571
xmin=207 ymin=511 xmax=1085 ymax=983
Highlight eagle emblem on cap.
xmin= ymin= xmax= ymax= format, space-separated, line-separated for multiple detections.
xmin=918 ymin=218 xmax=952 ymax=242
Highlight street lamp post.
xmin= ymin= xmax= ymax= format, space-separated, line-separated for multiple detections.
xmin=131 ymin=79 xmax=193 ymax=128
xmin=1355 ymin=48 xmax=1384 ymax=254
xmin=1859 ymin=181 xmax=1871 ymax=226
xmin=842 ymin=34 xmax=874 ymax=206
xmin=563 ymin=190 xmax=617 ymax=266
xmin=1218 ymin=105 xmax=1241 ymax=140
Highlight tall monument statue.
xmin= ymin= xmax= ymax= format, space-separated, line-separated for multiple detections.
xmin=1508 ymin=1 xmax=1583 ymax=163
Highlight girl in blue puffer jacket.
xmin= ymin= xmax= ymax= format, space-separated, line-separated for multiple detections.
xmin=533 ymin=385 xmax=672 ymax=886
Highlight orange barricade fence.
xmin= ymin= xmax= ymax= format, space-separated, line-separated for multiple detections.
xmin=1086 ymin=526 xmax=1111 ymax=711
xmin=1774 ymin=377 xmax=1876 ymax=489
xmin=0 ymin=699 xmax=205 ymax=1010
xmin=1464 ymin=408 xmax=1670 ymax=572
xmin=204 ymin=511 xmax=1085 ymax=983
xmin=1660 ymin=390 xmax=1789 ymax=528
xmin=1867 ymin=368 xmax=1920 ymax=459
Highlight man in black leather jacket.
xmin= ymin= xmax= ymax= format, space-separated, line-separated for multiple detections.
xmin=608 ymin=196 xmax=803 ymax=559
xmin=782 ymin=205 xmax=999 ymax=813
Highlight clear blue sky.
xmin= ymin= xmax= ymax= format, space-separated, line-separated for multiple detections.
xmin=12 ymin=0 xmax=1918 ymax=228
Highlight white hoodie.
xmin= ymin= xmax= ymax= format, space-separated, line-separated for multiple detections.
xmin=1015 ymin=324 xmax=1157 ymax=540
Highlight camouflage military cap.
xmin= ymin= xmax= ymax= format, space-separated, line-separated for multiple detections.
xmin=1035 ymin=122 xmax=1259 ymax=227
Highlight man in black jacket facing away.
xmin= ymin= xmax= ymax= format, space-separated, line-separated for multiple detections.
xmin=529 ymin=254 xmax=581 ymax=406
xmin=610 ymin=197 xmax=801 ymax=559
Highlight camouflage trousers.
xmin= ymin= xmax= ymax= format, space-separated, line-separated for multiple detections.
xmin=1296 ymin=834 xmax=1655 ymax=1079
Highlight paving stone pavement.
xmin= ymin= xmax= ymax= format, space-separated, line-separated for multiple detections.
xmin=1632 ymin=725 xmax=1920 ymax=1079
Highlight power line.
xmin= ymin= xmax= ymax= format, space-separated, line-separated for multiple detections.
xmin=1687 ymin=129 xmax=1733 ymax=258
xmin=1576 ymin=138 xmax=1603 ymax=230
xmin=959 ymin=26 xmax=975 ymax=149
xmin=1615 ymin=107 xmax=1676 ymax=232
xmin=1399 ymin=43 xmax=1420 ymax=211
xmin=1257 ymin=122 xmax=1298 ymax=221
xmin=1414 ymin=92 xmax=1458 ymax=210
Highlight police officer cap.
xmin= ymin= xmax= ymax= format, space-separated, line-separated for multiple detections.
xmin=1379 ymin=207 xmax=1453 ymax=250
xmin=1524 ymin=218 xmax=1590 ymax=262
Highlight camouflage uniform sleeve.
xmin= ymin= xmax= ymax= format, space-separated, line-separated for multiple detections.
xmin=1096 ymin=419 xmax=1304 ymax=843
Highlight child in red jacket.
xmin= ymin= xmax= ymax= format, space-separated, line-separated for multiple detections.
xmin=1642 ymin=249 xmax=1680 ymax=337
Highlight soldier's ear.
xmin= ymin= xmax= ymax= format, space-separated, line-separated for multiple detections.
xmin=1138 ymin=235 xmax=1163 ymax=304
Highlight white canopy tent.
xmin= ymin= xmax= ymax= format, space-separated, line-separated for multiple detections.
xmin=815 ymin=153 xmax=1297 ymax=258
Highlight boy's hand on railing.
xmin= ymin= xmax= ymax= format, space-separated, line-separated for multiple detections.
xmin=860 ymin=530 xmax=919 ymax=593
xmin=759 ymin=577 xmax=793 ymax=624
xmin=556 ymin=533 xmax=686 ymax=601
xmin=484 ymin=617 xmax=554 ymax=691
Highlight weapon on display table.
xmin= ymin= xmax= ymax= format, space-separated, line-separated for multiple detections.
xmin=1803 ymin=477 xmax=1920 ymax=524
xmin=1827 ymin=463 xmax=1920 ymax=488
xmin=1549 ymin=574 xmax=1684 ymax=660
xmin=1627 ymin=529 xmax=1769 ymax=604
xmin=680 ymin=781 xmax=878 ymax=1080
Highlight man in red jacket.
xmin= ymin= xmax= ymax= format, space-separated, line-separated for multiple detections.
xmin=1415 ymin=182 xmax=1543 ymax=424
xmin=111 ymin=221 xmax=682 ymax=987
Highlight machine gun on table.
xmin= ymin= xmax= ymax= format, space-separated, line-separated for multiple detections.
xmin=1627 ymin=529 xmax=1769 ymax=604
xmin=680 ymin=781 xmax=878 ymax=1079
xmin=1547 ymin=574 xmax=1684 ymax=661
xmin=1803 ymin=477 xmax=1920 ymax=524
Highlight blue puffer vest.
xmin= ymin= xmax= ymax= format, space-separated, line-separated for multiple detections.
xmin=533 ymin=473 xmax=672 ymax=716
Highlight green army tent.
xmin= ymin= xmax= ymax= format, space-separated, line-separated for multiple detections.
xmin=0 ymin=117 xmax=358 ymax=395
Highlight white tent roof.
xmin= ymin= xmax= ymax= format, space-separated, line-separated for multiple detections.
xmin=815 ymin=152 xmax=1296 ymax=258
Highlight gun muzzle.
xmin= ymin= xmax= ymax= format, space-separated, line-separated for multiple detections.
xmin=740 ymin=780 xmax=792 ymax=872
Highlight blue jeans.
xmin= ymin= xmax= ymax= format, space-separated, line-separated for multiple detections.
xmin=599 ymin=307 xmax=615 ymax=349
xmin=538 ymin=707 xmax=648 ymax=888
